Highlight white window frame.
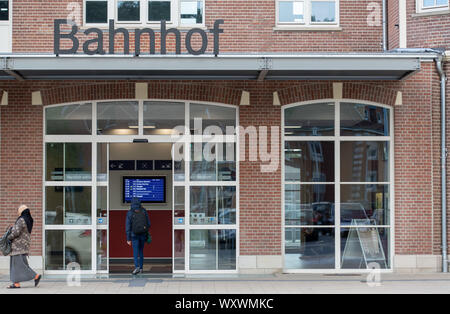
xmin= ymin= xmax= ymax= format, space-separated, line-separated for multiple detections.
xmin=83 ymin=0 xmax=205 ymax=28
xmin=281 ymin=99 xmax=394 ymax=274
xmin=416 ymin=0 xmax=449 ymax=13
xmin=147 ymin=0 xmax=175 ymax=24
xmin=276 ymin=0 xmax=340 ymax=29
xmin=43 ymin=99 xmax=238 ymax=275
xmin=83 ymin=0 xmax=113 ymax=27
xmin=0 ymin=0 xmax=11 ymax=25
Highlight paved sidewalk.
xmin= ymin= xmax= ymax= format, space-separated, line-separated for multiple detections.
xmin=1 ymin=272 xmax=450 ymax=294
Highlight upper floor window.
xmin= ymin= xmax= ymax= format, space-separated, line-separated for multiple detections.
xmin=276 ymin=0 xmax=339 ymax=28
xmin=417 ymin=0 xmax=449 ymax=13
xmin=84 ymin=0 xmax=204 ymax=27
xmin=0 ymin=0 xmax=9 ymax=21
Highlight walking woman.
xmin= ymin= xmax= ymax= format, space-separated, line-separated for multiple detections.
xmin=6 ymin=205 xmax=41 ymax=289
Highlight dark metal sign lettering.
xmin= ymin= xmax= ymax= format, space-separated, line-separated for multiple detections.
xmin=54 ymin=19 xmax=224 ymax=56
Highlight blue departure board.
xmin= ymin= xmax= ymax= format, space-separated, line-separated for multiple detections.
xmin=123 ymin=176 xmax=166 ymax=203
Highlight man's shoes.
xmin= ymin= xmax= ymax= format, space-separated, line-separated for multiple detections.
xmin=132 ymin=268 xmax=141 ymax=275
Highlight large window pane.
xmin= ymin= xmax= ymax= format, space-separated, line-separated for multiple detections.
xmin=218 ymin=230 xmax=236 ymax=270
xmin=340 ymin=103 xmax=390 ymax=136
xmin=148 ymin=0 xmax=171 ymax=21
xmin=97 ymin=143 xmax=108 ymax=182
xmin=46 ymin=103 xmax=92 ymax=135
xmin=180 ymin=0 xmax=203 ymax=25
xmin=279 ymin=1 xmax=304 ymax=23
xmin=117 ymin=1 xmax=140 ymax=21
xmin=45 ymin=230 xmax=92 ymax=270
xmin=190 ymin=103 xmax=236 ymax=135
xmin=311 ymin=1 xmax=336 ymax=22
xmin=284 ymin=227 xmax=335 ymax=269
xmin=190 ymin=230 xmax=216 ymax=270
xmin=284 ymin=103 xmax=334 ymax=136
xmin=190 ymin=186 xmax=236 ymax=225
xmin=340 ymin=142 xmax=389 ymax=183
xmin=340 ymin=184 xmax=389 ymax=226
xmin=341 ymin=227 xmax=390 ymax=269
xmin=46 ymin=143 xmax=92 ymax=182
xmin=46 ymin=186 xmax=92 ymax=225
xmin=143 ymin=101 xmax=185 ymax=135
xmin=174 ymin=230 xmax=185 ymax=270
xmin=86 ymin=1 xmax=108 ymax=24
xmin=285 ymin=184 xmax=334 ymax=226
xmin=0 ymin=1 xmax=8 ymax=21
xmin=97 ymin=230 xmax=108 ymax=271
xmin=191 ymin=143 xmax=236 ymax=181
xmin=285 ymin=141 xmax=334 ymax=182
xmin=174 ymin=186 xmax=185 ymax=225
xmin=97 ymin=101 xmax=139 ymax=135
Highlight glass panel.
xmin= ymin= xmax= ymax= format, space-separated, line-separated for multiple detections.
xmin=340 ymin=103 xmax=390 ymax=136
xmin=97 ymin=143 xmax=108 ymax=182
xmin=190 ymin=103 xmax=236 ymax=135
xmin=190 ymin=186 xmax=236 ymax=225
xmin=285 ymin=141 xmax=334 ymax=182
xmin=190 ymin=230 xmax=216 ymax=270
xmin=191 ymin=143 xmax=236 ymax=181
xmin=423 ymin=0 xmax=447 ymax=6
xmin=340 ymin=184 xmax=389 ymax=226
xmin=46 ymin=143 xmax=63 ymax=181
xmin=311 ymin=1 xmax=336 ymax=22
xmin=341 ymin=227 xmax=390 ymax=269
xmin=0 ymin=1 xmax=8 ymax=21
xmin=46 ymin=143 xmax=92 ymax=181
xmin=46 ymin=103 xmax=92 ymax=135
xmin=180 ymin=0 xmax=203 ymax=25
xmin=86 ymin=1 xmax=108 ymax=23
xmin=284 ymin=103 xmax=334 ymax=136
xmin=285 ymin=184 xmax=334 ymax=226
xmin=174 ymin=186 xmax=185 ymax=225
xmin=45 ymin=187 xmax=92 ymax=225
xmin=174 ymin=230 xmax=185 ymax=271
xmin=340 ymin=142 xmax=389 ymax=182
xmin=279 ymin=1 xmax=304 ymax=23
xmin=284 ymin=227 xmax=335 ymax=269
xmin=97 ymin=186 xmax=108 ymax=222
xmin=97 ymin=101 xmax=139 ymax=135
xmin=45 ymin=230 xmax=92 ymax=270
xmin=143 ymin=101 xmax=185 ymax=135
xmin=97 ymin=230 xmax=108 ymax=271
xmin=65 ymin=143 xmax=92 ymax=181
xmin=173 ymin=143 xmax=185 ymax=182
xmin=218 ymin=230 xmax=236 ymax=270
xmin=148 ymin=0 xmax=171 ymax=21
xmin=117 ymin=0 xmax=140 ymax=21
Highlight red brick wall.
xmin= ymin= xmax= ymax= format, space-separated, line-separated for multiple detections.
xmin=0 ymin=73 xmax=445 ymax=260
xmin=12 ymin=0 xmax=384 ymax=53
xmin=406 ymin=0 xmax=450 ymax=50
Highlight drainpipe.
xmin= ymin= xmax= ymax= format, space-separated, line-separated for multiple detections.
xmin=436 ymin=53 xmax=448 ymax=273
xmin=391 ymin=48 xmax=447 ymax=272
xmin=382 ymin=0 xmax=387 ymax=51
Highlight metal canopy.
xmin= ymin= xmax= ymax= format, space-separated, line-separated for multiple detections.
xmin=0 ymin=53 xmax=434 ymax=81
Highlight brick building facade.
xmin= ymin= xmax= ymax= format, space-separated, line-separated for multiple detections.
xmin=0 ymin=0 xmax=448 ymax=274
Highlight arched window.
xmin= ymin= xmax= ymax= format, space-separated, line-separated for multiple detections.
xmin=283 ymin=100 xmax=392 ymax=272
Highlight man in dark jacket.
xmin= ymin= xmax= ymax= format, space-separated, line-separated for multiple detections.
xmin=126 ymin=198 xmax=151 ymax=275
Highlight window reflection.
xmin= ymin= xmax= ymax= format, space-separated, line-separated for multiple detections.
xmin=284 ymin=103 xmax=334 ymax=136
xmin=285 ymin=141 xmax=334 ymax=182
xmin=285 ymin=228 xmax=335 ymax=269
xmin=341 ymin=103 xmax=390 ymax=136
xmin=285 ymin=184 xmax=334 ymax=226
xmin=45 ymin=230 xmax=92 ymax=270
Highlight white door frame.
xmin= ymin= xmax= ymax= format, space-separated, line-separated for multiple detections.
xmin=43 ymin=99 xmax=239 ymax=275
